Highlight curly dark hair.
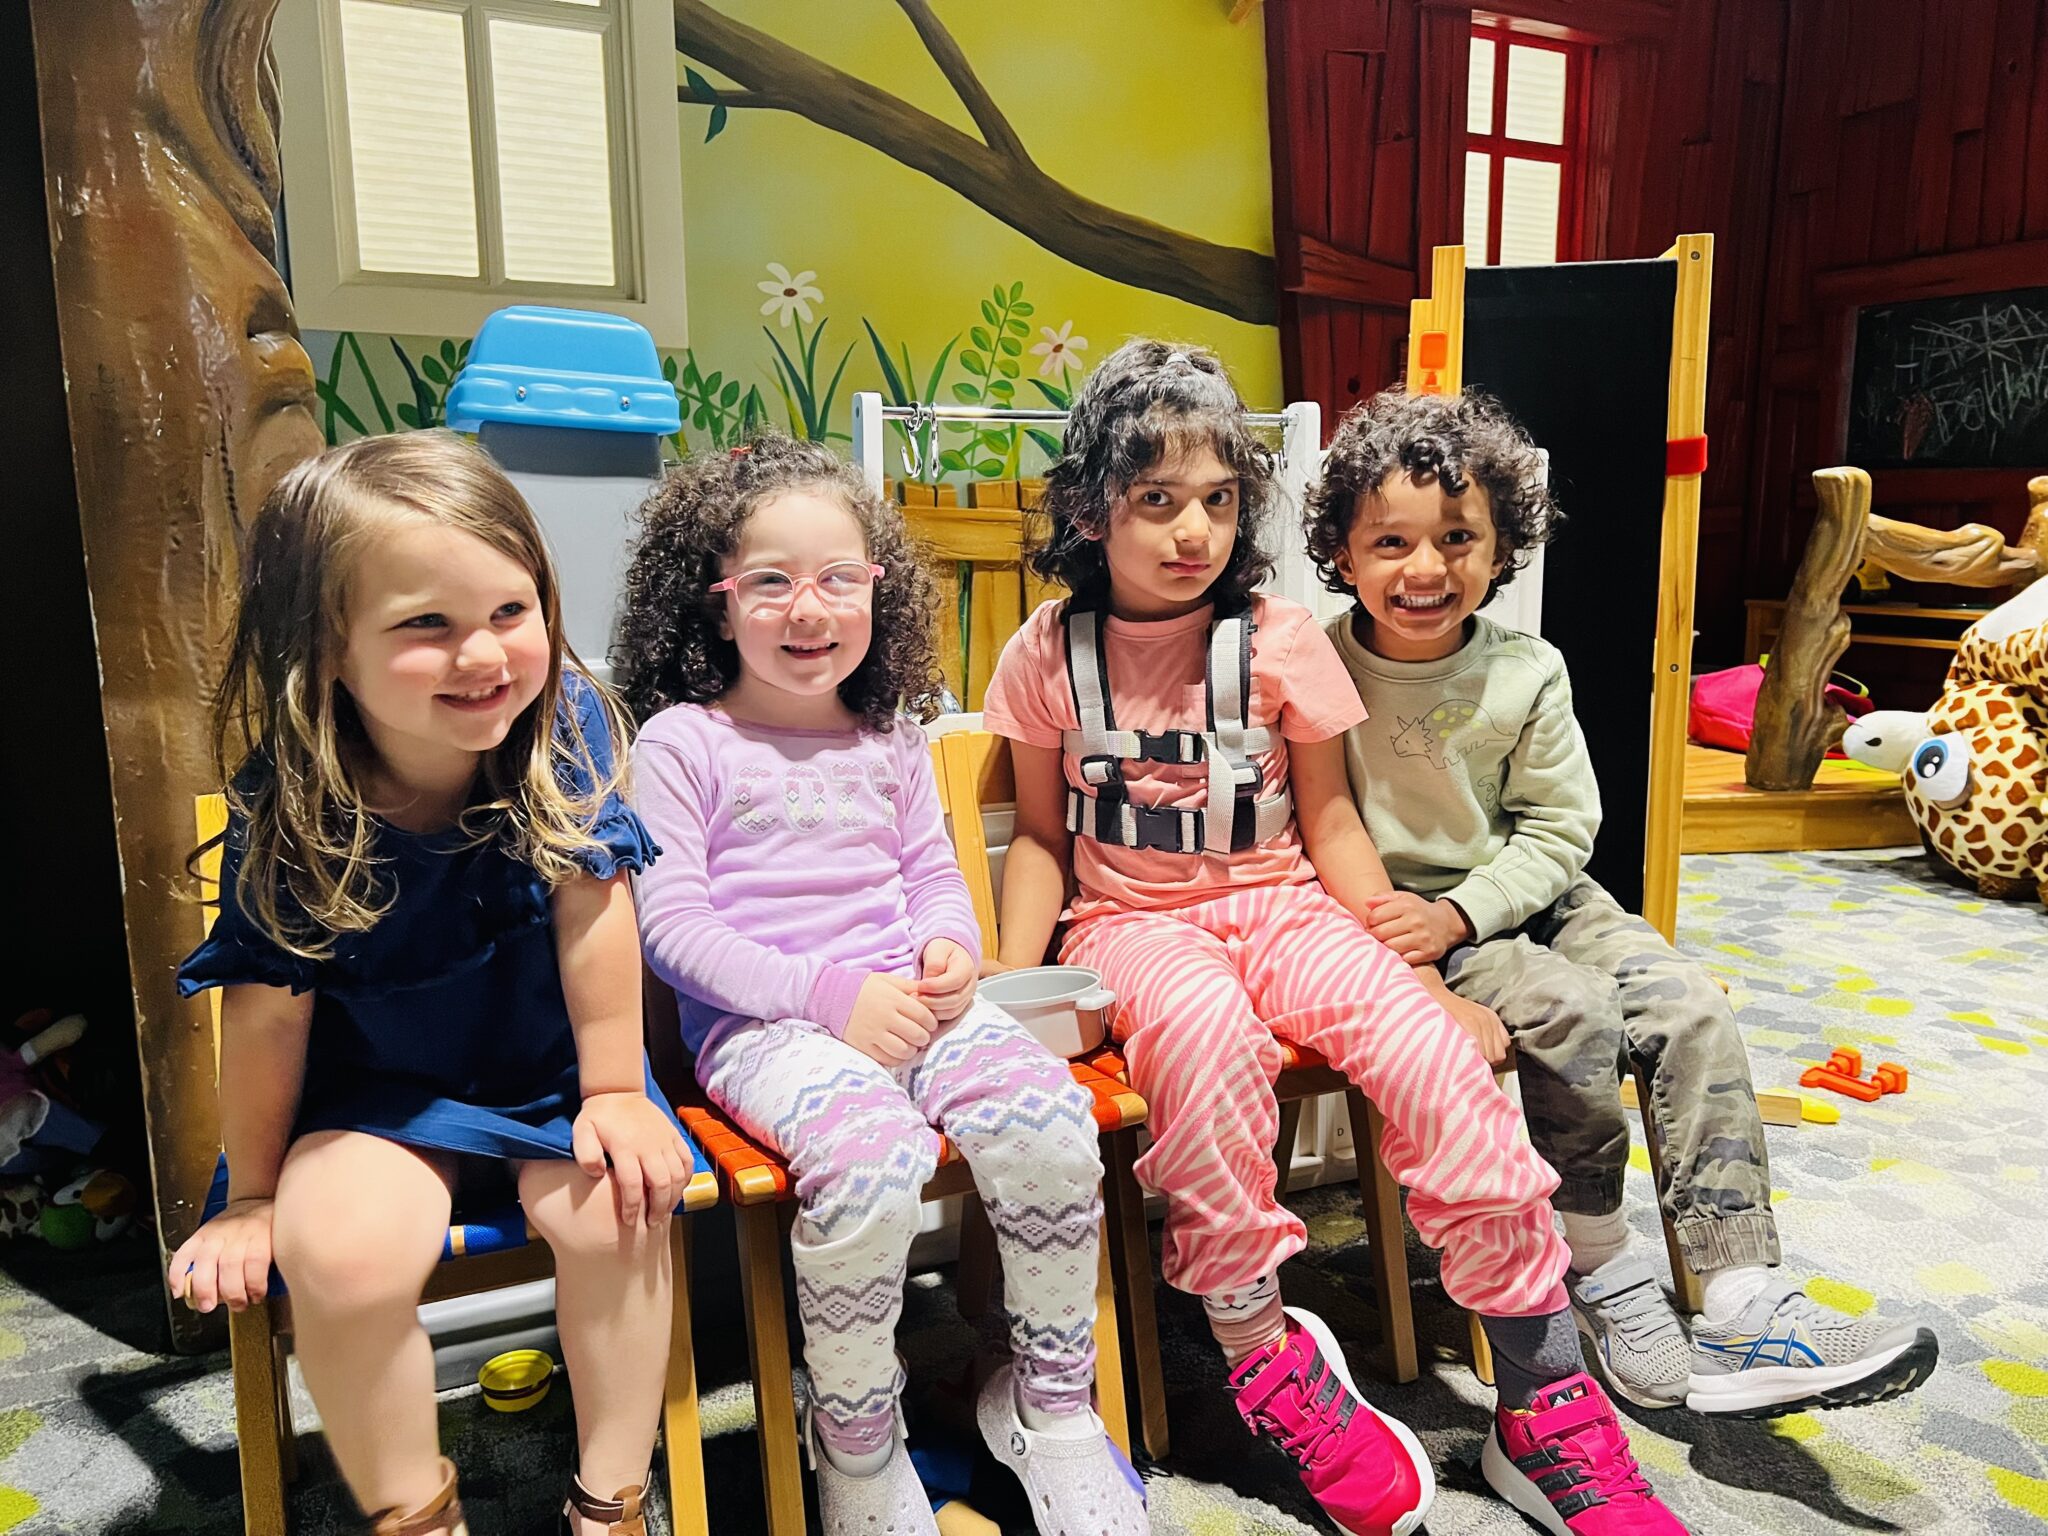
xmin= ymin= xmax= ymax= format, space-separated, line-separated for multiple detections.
xmin=613 ymin=431 xmax=945 ymax=731
xmin=1304 ymin=388 xmax=1561 ymax=606
xmin=1030 ymin=339 xmax=1277 ymax=613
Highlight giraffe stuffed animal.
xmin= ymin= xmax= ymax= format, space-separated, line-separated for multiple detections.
xmin=1843 ymin=581 xmax=2048 ymax=905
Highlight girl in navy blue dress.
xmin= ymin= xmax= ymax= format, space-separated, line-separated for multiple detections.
xmin=169 ymin=430 xmax=690 ymax=1536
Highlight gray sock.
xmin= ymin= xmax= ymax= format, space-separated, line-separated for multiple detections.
xmin=1482 ymin=1307 xmax=1587 ymax=1409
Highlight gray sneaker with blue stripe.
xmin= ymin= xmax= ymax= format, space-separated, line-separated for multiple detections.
xmin=1686 ymin=1276 xmax=1938 ymax=1418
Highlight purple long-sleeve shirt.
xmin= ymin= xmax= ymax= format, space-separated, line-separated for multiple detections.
xmin=632 ymin=703 xmax=983 ymax=1054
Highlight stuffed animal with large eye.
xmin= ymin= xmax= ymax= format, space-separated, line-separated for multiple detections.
xmin=1843 ymin=583 xmax=2048 ymax=906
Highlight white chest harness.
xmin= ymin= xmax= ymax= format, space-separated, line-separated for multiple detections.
xmin=1060 ymin=606 xmax=1294 ymax=856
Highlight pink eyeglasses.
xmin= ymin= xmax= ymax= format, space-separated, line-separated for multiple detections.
xmin=709 ymin=561 xmax=886 ymax=613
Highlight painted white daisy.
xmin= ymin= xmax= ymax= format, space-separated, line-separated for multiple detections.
xmin=1030 ymin=320 xmax=1088 ymax=378
xmin=757 ymin=263 xmax=823 ymax=327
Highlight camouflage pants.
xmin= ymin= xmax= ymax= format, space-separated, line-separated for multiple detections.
xmin=1443 ymin=878 xmax=1781 ymax=1273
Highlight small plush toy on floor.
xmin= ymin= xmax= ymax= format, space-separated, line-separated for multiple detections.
xmin=1843 ymin=579 xmax=2048 ymax=906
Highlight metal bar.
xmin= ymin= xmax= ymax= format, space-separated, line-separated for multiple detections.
xmin=868 ymin=403 xmax=1296 ymax=428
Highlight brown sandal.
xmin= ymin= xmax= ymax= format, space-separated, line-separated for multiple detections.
xmin=369 ymin=1457 xmax=468 ymax=1536
xmin=560 ymin=1471 xmax=649 ymax=1536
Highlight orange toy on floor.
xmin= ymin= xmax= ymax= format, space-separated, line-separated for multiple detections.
xmin=1799 ymin=1047 xmax=1909 ymax=1102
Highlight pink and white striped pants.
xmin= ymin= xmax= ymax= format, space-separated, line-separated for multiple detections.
xmin=1062 ymin=880 xmax=1569 ymax=1317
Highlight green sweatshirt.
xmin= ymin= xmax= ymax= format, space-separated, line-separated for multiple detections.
xmin=1324 ymin=610 xmax=1601 ymax=942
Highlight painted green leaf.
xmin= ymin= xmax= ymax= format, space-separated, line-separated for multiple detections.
xmin=951 ymin=382 xmax=980 ymax=403
xmin=993 ymin=285 xmax=1007 ymax=305
xmin=707 ymin=104 xmax=729 ymax=142
xmin=1028 ymin=378 xmax=1070 ymax=408
xmin=1008 ymin=281 xmax=1025 ymax=302
xmin=721 ymin=380 xmax=741 ymax=407
xmin=975 ymin=457 xmax=1004 ymax=477
xmin=439 ymin=338 xmax=458 ymax=365
xmin=961 ymin=352 xmax=987 ymax=377
xmin=970 ymin=326 xmax=993 ymax=352
xmin=396 ymin=402 xmax=421 ymax=428
xmin=421 ymin=355 xmax=448 ymax=385
xmin=684 ymin=66 xmax=716 ymax=102
xmin=1027 ymin=428 xmax=1063 ymax=458
xmin=313 ymin=379 xmax=368 ymax=438
xmin=863 ymin=319 xmax=911 ymax=403
xmin=997 ymin=336 xmax=1022 ymax=357
xmin=695 ymin=407 xmax=713 ymax=429
xmin=1005 ymin=318 xmax=1031 ymax=337
xmin=662 ymin=354 xmax=678 ymax=382
xmin=1011 ymin=301 xmax=1035 ymax=318
xmin=980 ymin=300 xmax=1000 ymax=326
xmin=988 ymin=380 xmax=1015 ymax=402
xmin=939 ymin=449 xmax=968 ymax=472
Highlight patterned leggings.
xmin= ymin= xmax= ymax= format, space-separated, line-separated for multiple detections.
xmin=696 ymin=997 xmax=1103 ymax=1455
xmin=1063 ymin=880 xmax=1570 ymax=1316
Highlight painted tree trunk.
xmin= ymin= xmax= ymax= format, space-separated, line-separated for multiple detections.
xmin=29 ymin=0 xmax=323 ymax=1350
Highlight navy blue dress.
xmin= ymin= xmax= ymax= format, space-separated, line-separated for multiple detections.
xmin=178 ymin=671 xmax=682 ymax=1165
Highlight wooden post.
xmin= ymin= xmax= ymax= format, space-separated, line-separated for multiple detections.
xmin=1745 ymin=469 xmax=1870 ymax=791
xmin=29 ymin=0 xmax=325 ymax=1347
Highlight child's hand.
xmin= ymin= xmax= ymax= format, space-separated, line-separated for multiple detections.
xmin=918 ymin=938 xmax=977 ymax=1022
xmin=1444 ymin=995 xmax=1511 ymax=1066
xmin=573 ymin=1091 xmax=691 ymax=1229
xmin=167 ymin=1196 xmax=275 ymax=1314
xmin=1363 ymin=892 xmax=1472 ymax=963
xmin=845 ymin=974 xmax=936 ymax=1065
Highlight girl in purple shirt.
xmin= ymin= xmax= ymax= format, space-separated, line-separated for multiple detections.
xmin=616 ymin=433 xmax=1144 ymax=1536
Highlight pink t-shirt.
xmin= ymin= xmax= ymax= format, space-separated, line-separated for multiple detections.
xmin=981 ymin=593 xmax=1367 ymax=920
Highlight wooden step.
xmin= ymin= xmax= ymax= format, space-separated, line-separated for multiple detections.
xmin=1680 ymin=743 xmax=1918 ymax=854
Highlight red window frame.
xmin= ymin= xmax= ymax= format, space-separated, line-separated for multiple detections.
xmin=1465 ymin=22 xmax=1589 ymax=265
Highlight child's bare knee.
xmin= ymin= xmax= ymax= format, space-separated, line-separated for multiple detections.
xmin=272 ymin=1201 xmax=437 ymax=1313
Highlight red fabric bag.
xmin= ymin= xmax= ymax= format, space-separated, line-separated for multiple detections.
xmin=1688 ymin=663 xmax=1873 ymax=755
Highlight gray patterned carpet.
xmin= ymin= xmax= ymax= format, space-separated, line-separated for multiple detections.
xmin=0 ymin=848 xmax=2043 ymax=1534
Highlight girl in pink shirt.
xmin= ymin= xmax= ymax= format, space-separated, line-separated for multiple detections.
xmin=616 ymin=433 xmax=1143 ymax=1536
xmin=984 ymin=342 xmax=1683 ymax=1536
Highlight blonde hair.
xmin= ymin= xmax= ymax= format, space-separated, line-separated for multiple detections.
xmin=206 ymin=429 xmax=632 ymax=959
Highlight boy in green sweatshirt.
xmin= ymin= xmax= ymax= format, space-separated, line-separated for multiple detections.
xmin=1301 ymin=388 xmax=1935 ymax=1420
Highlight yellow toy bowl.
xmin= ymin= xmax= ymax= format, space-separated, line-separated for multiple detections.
xmin=479 ymin=1349 xmax=555 ymax=1413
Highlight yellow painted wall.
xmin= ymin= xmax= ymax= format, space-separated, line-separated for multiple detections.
xmin=311 ymin=1 xmax=1281 ymax=467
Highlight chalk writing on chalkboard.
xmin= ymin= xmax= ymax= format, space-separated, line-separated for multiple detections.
xmin=1846 ymin=287 xmax=2048 ymax=469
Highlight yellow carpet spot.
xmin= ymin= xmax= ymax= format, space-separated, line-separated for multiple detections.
xmin=1869 ymin=1157 xmax=1898 ymax=1172
xmin=1918 ymin=1261 xmax=1990 ymax=1296
xmin=1748 ymin=1028 xmax=1803 ymax=1049
xmin=2002 ymin=1165 xmax=2040 ymax=1182
xmin=1956 ymin=901 xmax=1986 ymax=914
xmin=1627 ymin=1145 xmax=1652 ymax=1175
xmin=1828 ymin=900 xmax=1866 ymax=911
xmin=1986 ymin=1360 xmax=2048 ymax=1397
xmin=1990 ymin=1467 xmax=2048 ymax=1519
xmin=1715 ymin=943 xmax=1757 ymax=959
xmin=1971 ymin=1318 xmax=2048 ymax=1364
xmin=0 ymin=1488 xmax=36 ymax=1535
xmin=1804 ymin=1277 xmax=1874 ymax=1316
xmin=1771 ymin=1189 xmax=1791 ymax=1204
xmin=1306 ymin=1212 xmax=1366 ymax=1249
xmin=1769 ymin=1411 xmax=1824 ymax=1442
xmin=1950 ymin=1010 xmax=1996 ymax=1027
xmin=1862 ymin=996 xmax=1914 ymax=1017
xmin=0 ymin=1412 xmax=35 ymax=1463
xmin=1834 ymin=974 xmax=1875 ymax=993
xmin=0 ymin=1334 xmax=23 ymax=1367
xmin=1977 ymin=1035 xmax=2030 ymax=1056
xmin=1801 ymin=874 xmax=1844 ymax=885
xmin=1769 ymin=859 xmax=1803 ymax=872
xmin=1813 ymin=1440 xmax=1920 ymax=1502
xmin=2016 ymin=1401 xmax=2048 ymax=1445
xmin=1625 ymin=1431 xmax=1686 ymax=1475
xmin=1887 ymin=1159 xmax=1951 ymax=1185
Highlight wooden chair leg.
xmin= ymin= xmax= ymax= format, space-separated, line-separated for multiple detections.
xmin=736 ymin=1203 xmax=806 ymax=1536
xmin=229 ymin=1301 xmax=289 ymax=1536
xmin=270 ymin=1329 xmax=297 ymax=1485
xmin=1103 ymin=1128 xmax=1167 ymax=1460
xmin=1351 ymin=1094 xmax=1418 ymax=1384
xmin=1467 ymin=1311 xmax=1496 ymax=1387
xmin=1630 ymin=1063 xmax=1706 ymax=1315
xmin=955 ymin=1192 xmax=999 ymax=1320
xmin=663 ymin=1220 xmax=710 ymax=1536
xmin=1274 ymin=1098 xmax=1304 ymax=1197
xmin=1089 ymin=1211 xmax=1132 ymax=1461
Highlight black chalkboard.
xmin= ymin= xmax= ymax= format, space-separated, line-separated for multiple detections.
xmin=1846 ymin=287 xmax=2048 ymax=468
xmin=1465 ymin=260 xmax=1675 ymax=917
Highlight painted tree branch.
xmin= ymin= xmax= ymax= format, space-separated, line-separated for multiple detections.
xmin=1747 ymin=468 xmax=1869 ymax=791
xmin=890 ymin=0 xmax=1032 ymax=167
xmin=672 ymin=0 xmax=1277 ymax=325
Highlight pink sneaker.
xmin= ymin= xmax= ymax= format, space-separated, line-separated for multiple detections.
xmin=1227 ymin=1306 xmax=1433 ymax=1536
xmin=1480 ymin=1372 xmax=1689 ymax=1534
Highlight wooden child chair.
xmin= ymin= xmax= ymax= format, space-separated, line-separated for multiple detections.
xmin=660 ymin=734 xmax=1152 ymax=1536
xmin=192 ymin=796 xmax=718 ymax=1536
